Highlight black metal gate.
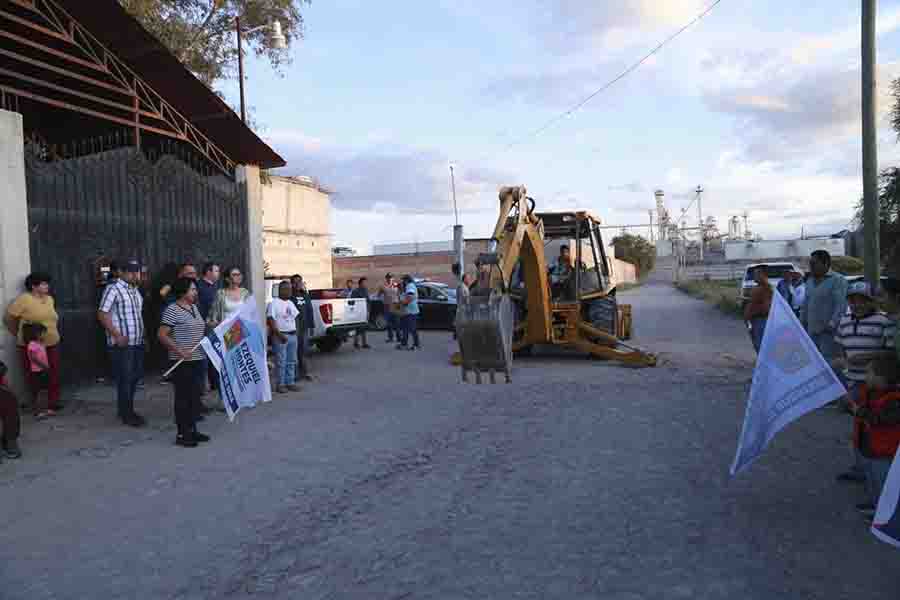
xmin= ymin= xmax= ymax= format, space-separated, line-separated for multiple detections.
xmin=24 ymin=131 xmax=248 ymax=383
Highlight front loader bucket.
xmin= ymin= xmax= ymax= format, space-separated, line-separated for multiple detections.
xmin=455 ymin=292 xmax=514 ymax=383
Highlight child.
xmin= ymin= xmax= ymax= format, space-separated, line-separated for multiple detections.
xmin=850 ymin=357 xmax=900 ymax=518
xmin=23 ymin=322 xmax=52 ymax=418
xmin=0 ymin=360 xmax=22 ymax=459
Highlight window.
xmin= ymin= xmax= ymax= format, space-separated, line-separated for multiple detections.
xmin=417 ymin=285 xmax=432 ymax=300
xmin=296 ymin=241 xmax=301 ymax=248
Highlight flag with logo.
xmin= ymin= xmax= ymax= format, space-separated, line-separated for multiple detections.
xmin=200 ymin=297 xmax=271 ymax=421
xmin=871 ymin=453 xmax=900 ymax=548
xmin=731 ymin=291 xmax=846 ymax=476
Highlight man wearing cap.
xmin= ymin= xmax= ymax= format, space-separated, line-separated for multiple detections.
xmin=836 ymin=281 xmax=897 ymax=387
xmin=376 ymin=273 xmax=400 ymax=343
xmin=834 ymin=280 xmax=897 ymax=484
xmin=97 ymin=260 xmax=146 ymax=427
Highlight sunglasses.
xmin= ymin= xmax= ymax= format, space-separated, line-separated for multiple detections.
xmin=230 ymin=272 xmax=242 ymax=277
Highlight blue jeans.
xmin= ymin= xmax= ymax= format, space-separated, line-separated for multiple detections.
xmin=273 ymin=333 xmax=297 ymax=386
xmin=109 ymin=345 xmax=144 ymax=418
xmin=749 ymin=317 xmax=767 ymax=354
xmin=386 ymin=312 xmax=398 ymax=341
xmin=401 ymin=314 xmax=420 ymax=348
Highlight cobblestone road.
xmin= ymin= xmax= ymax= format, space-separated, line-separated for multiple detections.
xmin=2 ymin=282 xmax=897 ymax=599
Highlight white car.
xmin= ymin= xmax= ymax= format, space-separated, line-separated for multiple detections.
xmin=264 ymin=279 xmax=369 ymax=353
xmin=738 ymin=262 xmax=799 ymax=305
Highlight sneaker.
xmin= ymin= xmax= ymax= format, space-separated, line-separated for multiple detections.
xmin=300 ymin=374 xmax=314 ymax=381
xmin=287 ymin=384 xmax=301 ymax=392
xmin=175 ymin=435 xmax=198 ymax=448
xmin=362 ymin=344 xmax=372 ymax=349
xmin=276 ymin=385 xmax=288 ymax=394
xmin=193 ymin=432 xmax=211 ymax=443
xmin=396 ymin=344 xmax=407 ymax=350
xmin=2 ymin=440 xmax=22 ymax=459
xmin=409 ymin=345 xmax=421 ymax=351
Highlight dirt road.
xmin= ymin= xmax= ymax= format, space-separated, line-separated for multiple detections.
xmin=1 ymin=282 xmax=896 ymax=599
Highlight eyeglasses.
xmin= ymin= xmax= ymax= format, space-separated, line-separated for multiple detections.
xmin=230 ymin=272 xmax=242 ymax=277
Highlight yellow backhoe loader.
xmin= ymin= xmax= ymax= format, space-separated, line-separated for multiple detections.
xmin=454 ymin=186 xmax=656 ymax=383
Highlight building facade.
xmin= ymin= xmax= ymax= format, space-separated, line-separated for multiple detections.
xmin=262 ymin=175 xmax=333 ymax=289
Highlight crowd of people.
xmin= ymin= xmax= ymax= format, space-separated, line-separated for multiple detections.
xmin=0 ymin=260 xmax=299 ymax=455
xmin=743 ymin=249 xmax=900 ymax=524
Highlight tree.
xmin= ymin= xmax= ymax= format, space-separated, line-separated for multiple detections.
xmin=118 ymin=0 xmax=309 ymax=87
xmin=611 ymin=234 xmax=655 ymax=278
xmin=853 ymin=78 xmax=900 ymax=229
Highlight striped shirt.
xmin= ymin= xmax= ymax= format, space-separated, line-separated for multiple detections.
xmin=98 ymin=279 xmax=145 ymax=347
xmin=161 ymin=302 xmax=207 ymax=362
xmin=835 ymin=312 xmax=897 ymax=383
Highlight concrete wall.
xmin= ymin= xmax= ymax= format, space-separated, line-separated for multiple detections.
xmin=237 ymin=165 xmax=266 ymax=327
xmin=724 ymin=238 xmax=845 ymax=261
xmin=0 ymin=110 xmax=31 ymax=396
xmin=261 ymin=175 xmax=332 ymax=289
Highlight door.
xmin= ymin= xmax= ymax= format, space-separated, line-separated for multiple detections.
xmin=416 ymin=284 xmax=434 ymax=328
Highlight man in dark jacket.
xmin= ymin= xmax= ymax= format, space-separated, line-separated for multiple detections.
xmin=290 ymin=275 xmax=315 ymax=381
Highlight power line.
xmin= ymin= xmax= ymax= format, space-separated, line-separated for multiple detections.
xmin=497 ymin=0 xmax=724 ymax=155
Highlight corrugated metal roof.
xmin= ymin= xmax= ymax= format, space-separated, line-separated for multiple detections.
xmin=57 ymin=0 xmax=285 ymax=169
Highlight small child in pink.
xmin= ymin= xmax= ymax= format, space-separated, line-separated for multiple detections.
xmin=23 ymin=322 xmax=51 ymax=418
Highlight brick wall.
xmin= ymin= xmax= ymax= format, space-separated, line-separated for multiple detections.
xmin=334 ymin=240 xmax=639 ymax=288
xmin=333 ymin=241 xmax=489 ymax=287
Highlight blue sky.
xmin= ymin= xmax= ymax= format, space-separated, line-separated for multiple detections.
xmin=218 ymin=0 xmax=900 ymax=253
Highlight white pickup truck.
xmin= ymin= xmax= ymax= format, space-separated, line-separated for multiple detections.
xmin=264 ymin=279 xmax=369 ymax=353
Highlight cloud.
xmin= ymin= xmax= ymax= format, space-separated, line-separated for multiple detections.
xmin=266 ymin=132 xmax=514 ymax=214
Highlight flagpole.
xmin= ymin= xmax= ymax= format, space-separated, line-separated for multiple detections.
xmin=162 ymin=340 xmax=204 ymax=378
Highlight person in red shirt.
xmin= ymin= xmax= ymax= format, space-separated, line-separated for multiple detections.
xmin=0 ymin=360 xmax=22 ymax=459
xmin=850 ymin=357 xmax=900 ymax=518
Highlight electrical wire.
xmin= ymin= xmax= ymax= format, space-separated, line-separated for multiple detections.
xmin=497 ymin=0 xmax=724 ymax=155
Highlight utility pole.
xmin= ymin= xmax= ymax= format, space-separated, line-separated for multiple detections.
xmin=862 ymin=0 xmax=881 ymax=289
xmin=648 ymin=210 xmax=655 ymax=243
xmin=450 ymin=164 xmax=464 ymax=277
xmin=696 ymin=185 xmax=704 ymax=262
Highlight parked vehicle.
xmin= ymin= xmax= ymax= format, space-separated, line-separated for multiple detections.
xmin=369 ymin=280 xmax=458 ymax=331
xmin=738 ymin=262 xmax=798 ymax=306
xmin=264 ymin=278 xmax=368 ymax=353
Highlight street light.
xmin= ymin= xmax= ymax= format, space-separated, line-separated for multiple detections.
xmin=235 ymin=17 xmax=287 ymax=124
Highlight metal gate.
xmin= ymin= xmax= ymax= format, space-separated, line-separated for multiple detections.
xmin=24 ymin=131 xmax=248 ymax=383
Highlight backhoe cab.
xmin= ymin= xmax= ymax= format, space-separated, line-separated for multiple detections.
xmin=455 ymin=186 xmax=656 ymax=383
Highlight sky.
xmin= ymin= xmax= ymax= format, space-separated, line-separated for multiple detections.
xmin=218 ymin=0 xmax=900 ymax=254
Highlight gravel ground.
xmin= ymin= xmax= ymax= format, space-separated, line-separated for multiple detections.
xmin=1 ymin=282 xmax=897 ymax=599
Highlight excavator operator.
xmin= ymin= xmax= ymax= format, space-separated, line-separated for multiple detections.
xmin=549 ymin=245 xmax=575 ymax=301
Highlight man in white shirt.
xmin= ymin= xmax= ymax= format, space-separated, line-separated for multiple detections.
xmin=266 ymin=281 xmax=300 ymax=393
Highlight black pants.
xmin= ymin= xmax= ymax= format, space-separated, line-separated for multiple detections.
xmin=171 ymin=360 xmax=204 ymax=435
xmin=0 ymin=386 xmax=20 ymax=444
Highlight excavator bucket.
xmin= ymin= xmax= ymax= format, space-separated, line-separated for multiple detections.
xmin=455 ymin=292 xmax=514 ymax=384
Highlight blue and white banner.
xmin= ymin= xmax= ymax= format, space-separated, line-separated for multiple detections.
xmin=731 ymin=292 xmax=846 ymax=476
xmin=200 ymin=297 xmax=271 ymax=421
xmin=872 ymin=452 xmax=900 ymax=548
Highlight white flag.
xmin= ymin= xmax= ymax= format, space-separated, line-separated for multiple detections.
xmin=871 ymin=452 xmax=900 ymax=548
xmin=731 ymin=291 xmax=846 ymax=476
xmin=200 ymin=297 xmax=272 ymax=422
